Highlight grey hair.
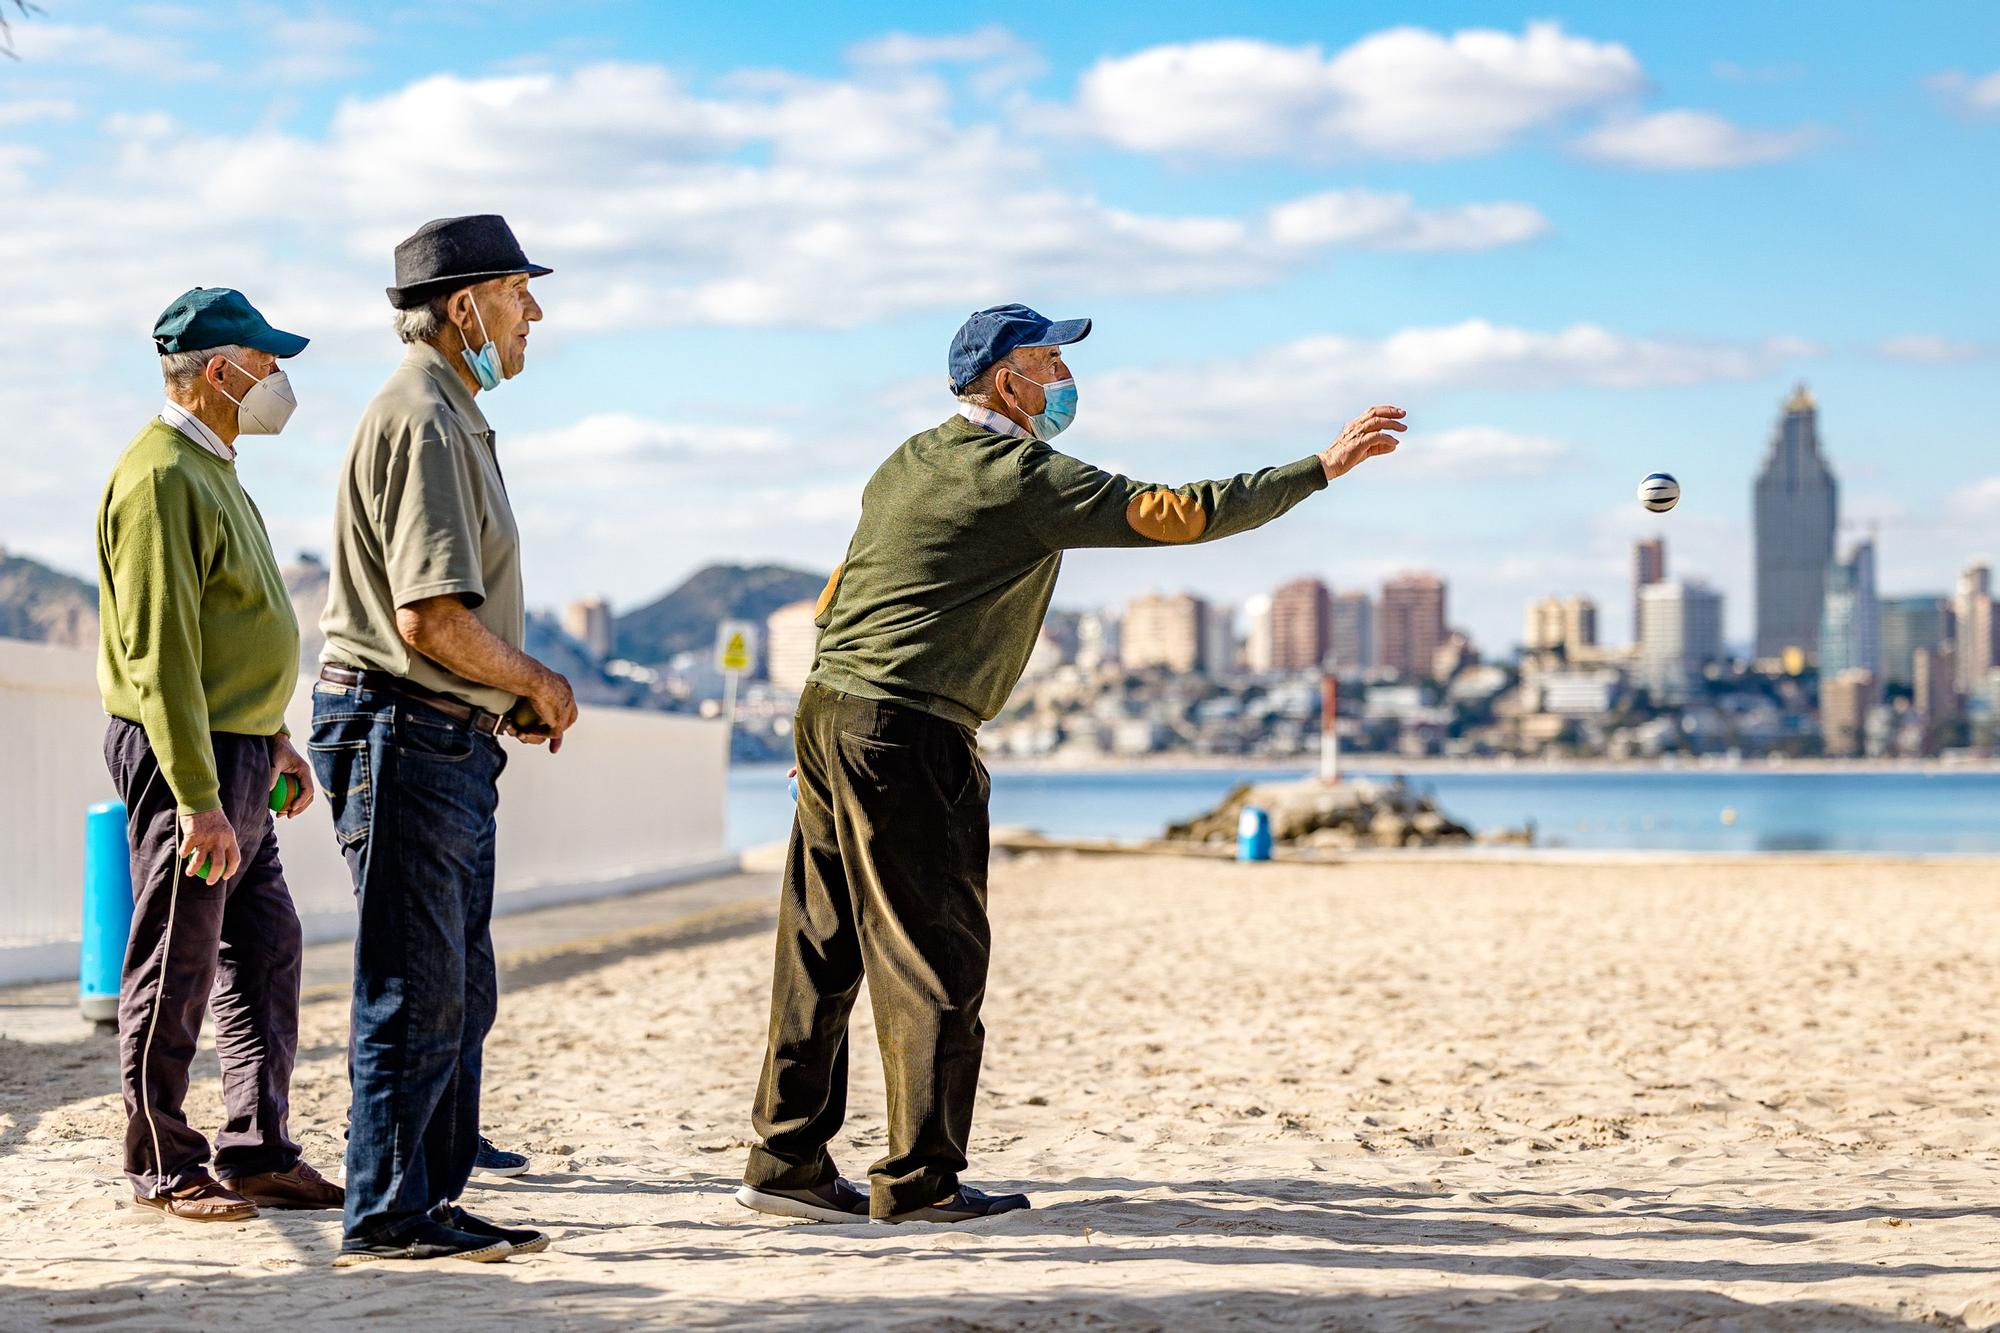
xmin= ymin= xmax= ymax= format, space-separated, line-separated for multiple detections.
xmin=394 ymin=296 xmax=455 ymax=346
xmin=160 ymin=344 xmax=246 ymax=393
xmin=952 ymin=360 xmax=1006 ymax=409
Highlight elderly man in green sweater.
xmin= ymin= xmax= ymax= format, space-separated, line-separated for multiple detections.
xmin=738 ymin=304 xmax=1404 ymax=1225
xmin=95 ymin=288 xmax=342 ymax=1223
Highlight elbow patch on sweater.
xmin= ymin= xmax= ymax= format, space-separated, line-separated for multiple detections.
xmin=814 ymin=564 xmax=844 ymax=619
xmin=1126 ymin=490 xmax=1208 ymax=543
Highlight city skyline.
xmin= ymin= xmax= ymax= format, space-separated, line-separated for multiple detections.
xmin=0 ymin=4 xmax=1994 ymax=655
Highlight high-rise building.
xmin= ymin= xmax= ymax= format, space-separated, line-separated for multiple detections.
xmin=1913 ymin=644 xmax=1959 ymax=752
xmin=1379 ymin=573 xmax=1447 ymax=680
xmin=1242 ymin=595 xmax=1274 ymax=674
xmin=1954 ymin=562 xmax=1996 ymax=695
xmin=1329 ymin=591 xmax=1374 ymax=676
xmin=562 ymin=595 xmax=615 ymax=661
xmin=1880 ymin=595 xmax=1951 ymax=692
xmin=1121 ymin=592 xmax=1207 ymax=674
xmin=1202 ymin=603 xmax=1237 ymax=678
xmin=1525 ymin=595 xmax=1598 ymax=659
xmin=1753 ymin=384 xmax=1839 ymax=661
xmin=1076 ymin=611 xmax=1119 ymax=672
xmin=1631 ymin=538 xmax=1666 ymax=645
xmin=1820 ymin=668 xmax=1875 ymax=758
xmin=764 ymin=598 xmax=821 ymax=693
xmin=1638 ymin=580 xmax=1724 ymax=702
xmin=1268 ymin=577 xmax=1331 ymax=672
xmin=1818 ymin=539 xmax=1880 ymax=683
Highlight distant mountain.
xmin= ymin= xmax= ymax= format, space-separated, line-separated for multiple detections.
xmin=615 ymin=563 xmax=828 ymax=667
xmin=0 ymin=548 xmax=97 ymax=648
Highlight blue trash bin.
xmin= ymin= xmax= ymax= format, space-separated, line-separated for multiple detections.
xmin=80 ymin=800 xmax=134 ymax=1024
xmin=1237 ymin=806 xmax=1272 ymax=862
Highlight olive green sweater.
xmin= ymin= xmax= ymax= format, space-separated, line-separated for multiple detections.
xmin=96 ymin=420 xmax=299 ymax=814
xmin=809 ymin=414 xmax=1328 ymax=726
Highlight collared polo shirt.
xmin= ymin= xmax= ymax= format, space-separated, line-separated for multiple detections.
xmin=319 ymin=341 xmax=524 ymax=715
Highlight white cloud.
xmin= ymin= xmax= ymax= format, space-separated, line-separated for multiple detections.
xmin=0 ymin=61 xmax=1546 ymax=346
xmin=1926 ymin=69 xmax=2000 ymax=116
xmin=1083 ymin=320 xmax=1813 ymax=443
xmin=258 ymin=12 xmax=375 ymax=84
xmin=1948 ymin=477 xmax=2000 ymax=521
xmin=1573 ymin=109 xmax=1819 ymax=169
xmin=1071 ymin=22 xmax=1643 ymax=160
xmin=1878 ymin=334 xmax=1987 ymax=363
xmin=0 ymin=98 xmax=77 ymax=128
xmin=845 ymin=24 xmax=1043 ymax=92
xmin=2 ymin=22 xmax=221 ymax=78
xmin=1395 ymin=427 xmax=1568 ymax=478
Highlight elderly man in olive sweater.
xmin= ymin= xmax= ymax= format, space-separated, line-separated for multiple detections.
xmin=95 ymin=288 xmax=342 ymax=1222
xmin=738 ymin=304 xmax=1405 ymax=1226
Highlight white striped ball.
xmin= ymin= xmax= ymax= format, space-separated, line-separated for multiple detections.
xmin=1638 ymin=472 xmax=1680 ymax=512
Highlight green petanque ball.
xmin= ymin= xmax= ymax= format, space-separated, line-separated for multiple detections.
xmin=269 ymin=773 xmax=296 ymax=812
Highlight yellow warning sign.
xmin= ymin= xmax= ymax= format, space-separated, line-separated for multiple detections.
xmin=717 ymin=620 xmax=756 ymax=674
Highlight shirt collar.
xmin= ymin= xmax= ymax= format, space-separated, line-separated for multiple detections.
xmin=403 ymin=340 xmax=493 ymax=438
xmin=160 ymin=400 xmax=234 ymax=462
xmin=957 ymin=402 xmax=1032 ymax=441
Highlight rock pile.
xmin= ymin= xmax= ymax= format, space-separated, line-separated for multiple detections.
xmin=1164 ymin=777 xmax=1485 ymax=850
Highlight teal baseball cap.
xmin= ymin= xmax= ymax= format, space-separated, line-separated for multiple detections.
xmin=152 ymin=288 xmax=309 ymax=358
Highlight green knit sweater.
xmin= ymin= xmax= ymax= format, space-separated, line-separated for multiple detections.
xmin=96 ymin=420 xmax=299 ymax=814
xmin=809 ymin=414 xmax=1328 ymax=726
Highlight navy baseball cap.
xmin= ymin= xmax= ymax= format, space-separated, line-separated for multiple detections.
xmin=152 ymin=288 xmax=309 ymax=358
xmin=949 ymin=303 xmax=1091 ymax=393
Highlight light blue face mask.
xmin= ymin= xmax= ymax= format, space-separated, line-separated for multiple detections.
xmin=459 ymin=296 xmax=504 ymax=392
xmin=1012 ymin=370 xmax=1078 ymax=441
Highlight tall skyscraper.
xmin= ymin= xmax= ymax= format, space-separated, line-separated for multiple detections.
xmin=1820 ymin=668 xmax=1875 ymax=758
xmin=1880 ymin=595 xmax=1950 ymax=691
xmin=1631 ymin=538 xmax=1666 ymax=645
xmin=1525 ymin=595 xmax=1598 ymax=658
xmin=1121 ymin=592 xmax=1207 ymax=674
xmin=1817 ymin=539 xmax=1880 ymax=683
xmin=1202 ymin=603 xmax=1237 ymax=678
xmin=1328 ymin=591 xmax=1374 ymax=676
xmin=1379 ymin=573 xmax=1447 ymax=680
xmin=1753 ymin=384 xmax=1839 ymax=661
xmin=764 ymin=598 xmax=821 ymax=693
xmin=1268 ymin=577 xmax=1332 ymax=671
xmin=562 ymin=595 xmax=616 ymax=661
xmin=1913 ymin=644 xmax=1959 ymax=752
xmin=1639 ymin=580 xmax=1724 ymax=702
xmin=1955 ymin=562 xmax=1996 ymax=695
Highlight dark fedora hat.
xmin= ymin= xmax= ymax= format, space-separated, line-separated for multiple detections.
xmin=386 ymin=214 xmax=552 ymax=310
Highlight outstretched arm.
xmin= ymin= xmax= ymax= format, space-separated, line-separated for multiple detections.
xmin=1018 ymin=406 xmax=1405 ymax=551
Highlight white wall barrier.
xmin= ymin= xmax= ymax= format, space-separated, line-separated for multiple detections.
xmin=0 ymin=637 xmax=735 ymax=986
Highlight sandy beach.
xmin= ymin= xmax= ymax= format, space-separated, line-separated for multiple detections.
xmin=4 ymin=851 xmax=1998 ymax=1330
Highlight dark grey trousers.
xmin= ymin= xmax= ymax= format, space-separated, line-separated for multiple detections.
xmin=104 ymin=718 xmax=304 ymax=1196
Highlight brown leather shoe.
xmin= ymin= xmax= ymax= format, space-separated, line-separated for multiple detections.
xmin=133 ymin=1178 xmax=259 ymax=1223
xmin=221 ymin=1160 xmax=345 ymax=1211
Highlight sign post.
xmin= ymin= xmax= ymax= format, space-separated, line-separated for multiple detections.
xmin=715 ymin=620 xmax=757 ymax=749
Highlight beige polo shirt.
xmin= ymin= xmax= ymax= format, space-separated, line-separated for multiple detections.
xmin=319 ymin=341 xmax=524 ymax=715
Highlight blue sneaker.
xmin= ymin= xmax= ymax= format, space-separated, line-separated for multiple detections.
xmin=472 ymin=1136 xmax=530 ymax=1178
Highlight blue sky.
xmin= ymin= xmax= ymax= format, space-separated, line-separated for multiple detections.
xmin=2 ymin=1 xmax=1994 ymax=652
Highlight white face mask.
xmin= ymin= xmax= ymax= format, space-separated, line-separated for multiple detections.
xmin=217 ymin=358 xmax=298 ymax=435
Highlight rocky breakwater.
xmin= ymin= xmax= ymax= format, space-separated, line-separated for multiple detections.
xmin=1164 ymin=777 xmax=1504 ymax=850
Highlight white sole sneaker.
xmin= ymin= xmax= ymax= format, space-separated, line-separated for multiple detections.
xmin=472 ymin=1161 xmax=530 ymax=1178
xmin=733 ymin=1184 xmax=866 ymax=1224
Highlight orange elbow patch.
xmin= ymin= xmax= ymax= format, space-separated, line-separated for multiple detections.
xmin=814 ymin=564 xmax=844 ymax=617
xmin=1126 ymin=490 xmax=1208 ymax=543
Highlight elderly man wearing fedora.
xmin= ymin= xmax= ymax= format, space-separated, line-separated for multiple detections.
xmin=97 ymin=288 xmax=343 ymax=1223
xmin=737 ymin=304 xmax=1404 ymax=1225
xmin=312 ymin=215 xmax=577 ymax=1266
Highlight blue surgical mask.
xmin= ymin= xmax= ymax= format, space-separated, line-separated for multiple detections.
xmin=1011 ymin=370 xmax=1078 ymax=441
xmin=459 ymin=296 xmax=503 ymax=392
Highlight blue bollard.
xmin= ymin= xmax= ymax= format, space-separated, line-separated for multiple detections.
xmin=1237 ymin=806 xmax=1272 ymax=863
xmin=80 ymin=800 xmax=134 ymax=1025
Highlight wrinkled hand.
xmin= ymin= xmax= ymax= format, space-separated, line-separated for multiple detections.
xmin=517 ymin=670 xmax=579 ymax=753
xmin=269 ymin=735 xmax=315 ymax=818
xmin=178 ymin=808 xmax=240 ymax=886
xmin=1319 ymin=404 xmax=1406 ymax=481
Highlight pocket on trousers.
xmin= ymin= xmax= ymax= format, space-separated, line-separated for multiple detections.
xmin=834 ymin=730 xmax=919 ymax=792
xmin=309 ymin=741 xmax=373 ymax=848
xmin=393 ymin=710 xmax=477 ymax=764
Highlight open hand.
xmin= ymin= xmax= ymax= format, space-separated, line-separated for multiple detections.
xmin=1319 ymin=405 xmax=1406 ymax=480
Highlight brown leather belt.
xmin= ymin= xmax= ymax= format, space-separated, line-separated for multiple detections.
xmin=317 ymin=664 xmax=509 ymax=736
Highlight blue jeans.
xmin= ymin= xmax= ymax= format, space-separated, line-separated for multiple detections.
xmin=309 ymin=685 xmax=506 ymax=1242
